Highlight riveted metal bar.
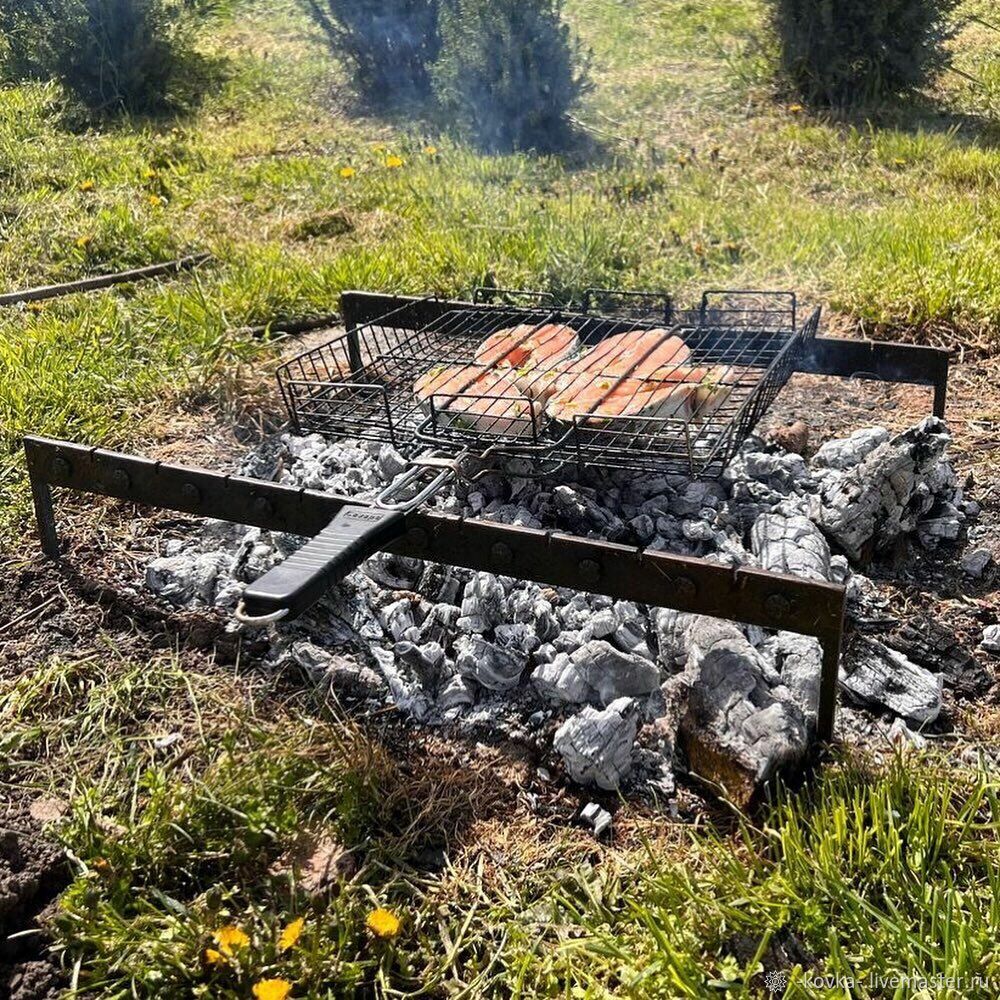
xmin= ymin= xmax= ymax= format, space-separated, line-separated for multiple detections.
xmin=23 ymin=435 xmax=848 ymax=739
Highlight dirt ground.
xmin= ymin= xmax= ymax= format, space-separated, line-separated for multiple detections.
xmin=3 ymin=329 xmax=1000 ymax=993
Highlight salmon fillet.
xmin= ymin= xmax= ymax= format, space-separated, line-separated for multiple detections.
xmin=475 ymin=322 xmax=579 ymax=370
xmin=546 ymin=365 xmax=731 ymax=425
xmin=528 ymin=327 xmax=691 ymax=402
xmin=414 ymin=364 xmax=538 ymax=438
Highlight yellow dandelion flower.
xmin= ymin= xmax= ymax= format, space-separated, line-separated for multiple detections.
xmin=893 ymin=158 xmax=906 ymax=166
xmin=423 ymin=145 xmax=438 ymax=156
xmin=384 ymin=155 xmax=404 ymax=169
xmin=203 ymin=947 xmax=226 ymax=966
xmin=366 ymin=908 xmax=401 ymax=939
xmin=75 ymin=234 xmax=93 ymax=249
xmin=213 ymin=925 xmax=249 ymax=955
xmin=339 ymin=166 xmax=356 ymax=179
xmin=253 ymin=980 xmax=292 ymax=1000
xmin=148 ymin=194 xmax=163 ymax=207
xmin=788 ymin=103 xmax=805 ymax=113
xmin=78 ymin=179 xmax=95 ymax=192
xmin=278 ymin=917 xmax=304 ymax=951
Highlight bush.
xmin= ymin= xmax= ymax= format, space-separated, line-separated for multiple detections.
xmin=432 ymin=0 xmax=589 ymax=153
xmin=772 ymin=0 xmax=959 ymax=108
xmin=0 ymin=0 xmax=209 ymax=115
xmin=298 ymin=0 xmax=440 ymax=106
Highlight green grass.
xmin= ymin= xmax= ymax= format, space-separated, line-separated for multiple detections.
xmin=3 ymin=0 xmax=1000 ymax=534
xmin=4 ymin=2 xmax=1000 ymax=994
xmin=4 ymin=648 xmax=1000 ymax=997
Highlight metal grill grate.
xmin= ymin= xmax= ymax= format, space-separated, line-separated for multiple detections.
xmin=277 ymin=291 xmax=819 ymax=478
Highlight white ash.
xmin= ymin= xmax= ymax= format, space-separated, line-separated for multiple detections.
xmin=145 ymin=418 xmax=969 ymax=796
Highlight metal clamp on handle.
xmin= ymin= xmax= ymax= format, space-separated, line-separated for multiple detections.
xmin=235 ymin=455 xmax=460 ymax=625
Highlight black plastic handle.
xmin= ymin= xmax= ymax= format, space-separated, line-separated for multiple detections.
xmin=240 ymin=505 xmax=407 ymax=621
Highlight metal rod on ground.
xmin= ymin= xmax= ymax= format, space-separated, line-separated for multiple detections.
xmin=0 ymin=253 xmax=212 ymax=307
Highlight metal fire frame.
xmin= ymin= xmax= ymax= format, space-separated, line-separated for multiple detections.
xmin=24 ymin=434 xmax=847 ymax=742
xmin=23 ymin=291 xmax=951 ymax=746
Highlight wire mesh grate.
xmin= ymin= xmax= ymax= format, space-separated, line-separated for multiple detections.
xmin=277 ymin=292 xmax=819 ymax=478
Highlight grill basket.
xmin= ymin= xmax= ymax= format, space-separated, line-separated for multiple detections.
xmin=277 ymin=290 xmax=820 ymax=478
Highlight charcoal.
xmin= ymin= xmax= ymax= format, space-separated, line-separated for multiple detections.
xmin=416 ymin=563 xmax=463 ymax=604
xmin=364 ymin=552 xmax=424 ymax=590
xmin=531 ymin=653 xmax=591 ymax=704
xmin=813 ymin=427 xmax=888 ymax=470
xmin=682 ymin=518 xmax=716 ymax=542
xmin=455 ymin=635 xmax=528 ymax=691
xmin=371 ymin=647 xmax=433 ymax=721
xmin=378 ymin=598 xmax=425 ymax=641
xmin=751 ymin=513 xmax=832 ymax=582
xmin=394 ymin=640 xmax=447 ymax=687
xmin=818 ymin=417 xmax=952 ymax=560
xmin=569 ymin=640 xmax=660 ymax=706
xmin=630 ymin=513 xmax=656 ymax=543
xmin=146 ymin=552 xmax=230 ymax=607
xmin=377 ymin=444 xmax=408 ymax=482
xmin=960 ymin=548 xmax=992 ymax=578
xmin=670 ymin=480 xmax=723 ymax=517
xmin=534 ymin=642 xmax=556 ymax=664
xmin=438 ymin=674 xmax=477 ymax=711
xmin=553 ymin=697 xmax=638 ymax=790
xmin=580 ymin=801 xmax=613 ymax=837
xmin=889 ymin=616 xmax=990 ymax=698
xmin=284 ymin=642 xmax=385 ymax=699
xmin=584 ymin=608 xmax=618 ymax=640
xmin=558 ymin=594 xmax=593 ymax=631
xmin=657 ymin=615 xmax=810 ymax=807
xmin=458 ymin=572 xmax=507 ymax=634
xmin=760 ymin=632 xmax=822 ymax=722
xmin=917 ymin=504 xmax=963 ymax=550
xmin=495 ymin=622 xmax=541 ymax=654
xmin=981 ymin=625 xmax=1000 ymax=654
xmin=841 ymin=637 xmax=942 ymax=724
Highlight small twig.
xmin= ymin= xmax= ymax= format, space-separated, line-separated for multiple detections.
xmin=0 ymin=595 xmax=59 ymax=635
xmin=0 ymin=253 xmax=212 ymax=306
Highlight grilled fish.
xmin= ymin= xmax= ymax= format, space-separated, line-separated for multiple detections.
xmin=414 ymin=364 xmax=538 ymax=438
xmin=546 ymin=365 xmax=731 ymax=425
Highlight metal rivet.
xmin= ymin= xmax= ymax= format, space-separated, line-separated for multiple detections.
xmin=408 ymin=527 xmax=429 ymax=549
xmin=765 ymin=594 xmax=792 ymax=618
xmin=578 ymin=559 xmax=601 ymax=586
xmin=675 ymin=577 xmax=696 ymax=601
xmin=181 ymin=482 xmax=201 ymax=504
xmin=111 ymin=468 xmax=130 ymax=490
xmin=51 ymin=456 xmax=71 ymax=479
xmin=491 ymin=542 xmax=513 ymax=568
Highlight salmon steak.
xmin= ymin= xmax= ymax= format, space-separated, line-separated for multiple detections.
xmin=546 ymin=365 xmax=731 ymax=425
xmin=528 ymin=327 xmax=692 ymax=402
xmin=414 ymin=364 xmax=538 ymax=438
xmin=474 ymin=323 xmax=579 ymax=396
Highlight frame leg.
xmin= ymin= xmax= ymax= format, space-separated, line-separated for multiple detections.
xmin=816 ymin=625 xmax=843 ymax=743
xmin=30 ymin=476 xmax=60 ymax=558
xmin=933 ymin=375 xmax=948 ymax=420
